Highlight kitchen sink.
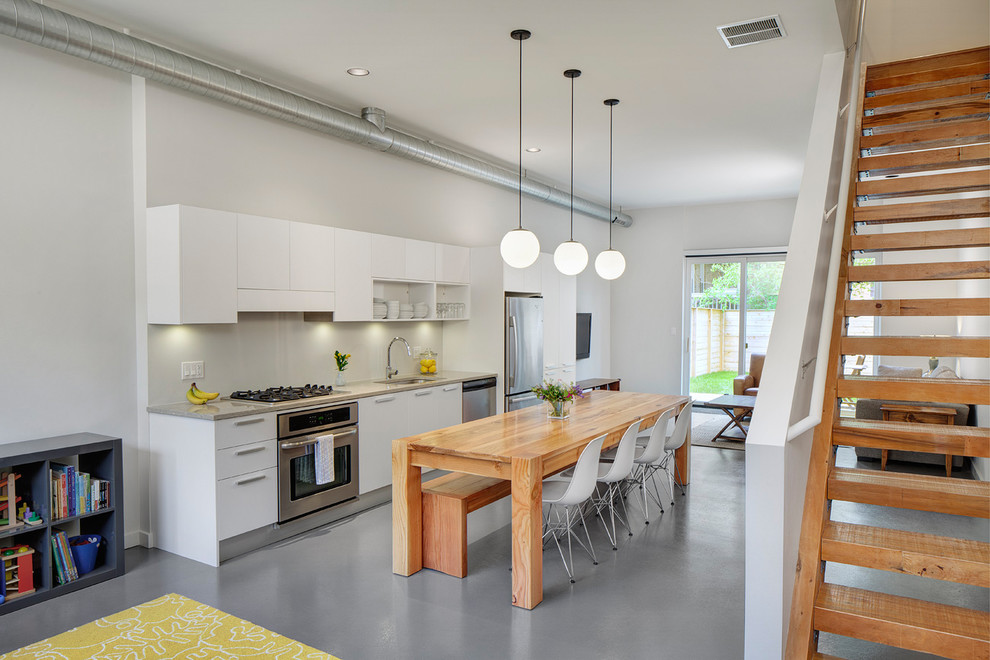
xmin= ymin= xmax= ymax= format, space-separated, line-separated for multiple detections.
xmin=374 ymin=377 xmax=437 ymax=385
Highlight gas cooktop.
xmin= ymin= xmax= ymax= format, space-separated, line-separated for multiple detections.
xmin=229 ymin=385 xmax=334 ymax=405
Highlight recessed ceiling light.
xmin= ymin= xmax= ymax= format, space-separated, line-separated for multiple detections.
xmin=526 ymin=147 xmax=541 ymax=153
xmin=347 ymin=68 xmax=370 ymax=77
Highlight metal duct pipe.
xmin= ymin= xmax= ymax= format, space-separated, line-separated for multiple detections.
xmin=0 ymin=0 xmax=633 ymax=227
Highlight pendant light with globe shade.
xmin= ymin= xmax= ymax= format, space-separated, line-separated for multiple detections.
xmin=553 ymin=69 xmax=589 ymax=276
xmin=595 ymin=98 xmax=626 ymax=280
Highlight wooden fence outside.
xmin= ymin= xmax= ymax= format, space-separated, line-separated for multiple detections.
xmin=691 ymin=308 xmax=775 ymax=377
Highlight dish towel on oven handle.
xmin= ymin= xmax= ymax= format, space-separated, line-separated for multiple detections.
xmin=314 ymin=433 xmax=335 ymax=485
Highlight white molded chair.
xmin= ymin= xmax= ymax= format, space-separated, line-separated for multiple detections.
xmin=657 ymin=405 xmax=692 ymax=505
xmin=627 ymin=409 xmax=673 ymax=524
xmin=542 ymin=434 xmax=606 ymax=583
xmin=590 ymin=420 xmax=641 ymax=549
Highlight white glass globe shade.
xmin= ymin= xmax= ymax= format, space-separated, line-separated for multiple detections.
xmin=553 ymin=240 xmax=589 ymax=276
xmin=594 ymin=249 xmax=626 ymax=280
xmin=500 ymin=229 xmax=540 ymax=269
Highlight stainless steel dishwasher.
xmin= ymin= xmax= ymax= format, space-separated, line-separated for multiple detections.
xmin=461 ymin=377 xmax=497 ymax=422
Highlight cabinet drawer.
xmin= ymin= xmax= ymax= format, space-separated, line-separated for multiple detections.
xmin=217 ymin=467 xmax=277 ymax=540
xmin=216 ymin=439 xmax=276 ymax=480
xmin=215 ymin=413 xmax=276 ymax=450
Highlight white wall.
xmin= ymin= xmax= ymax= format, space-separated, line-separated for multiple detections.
xmin=0 ymin=40 xmax=141 ymax=537
xmin=863 ymin=0 xmax=990 ymax=64
xmin=610 ymin=198 xmax=795 ymax=394
xmin=575 ymin=265 xmax=611 ymax=381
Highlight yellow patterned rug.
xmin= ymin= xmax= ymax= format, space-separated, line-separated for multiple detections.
xmin=2 ymin=593 xmax=339 ymax=659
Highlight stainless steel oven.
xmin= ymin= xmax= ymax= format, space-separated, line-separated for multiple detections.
xmin=277 ymin=401 xmax=359 ymax=523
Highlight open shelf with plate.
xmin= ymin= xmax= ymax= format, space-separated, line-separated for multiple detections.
xmin=0 ymin=433 xmax=123 ymax=615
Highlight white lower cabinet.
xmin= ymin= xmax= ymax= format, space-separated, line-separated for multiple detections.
xmin=150 ymin=412 xmax=277 ymax=567
xmin=437 ymin=383 xmax=462 ymax=428
xmin=358 ymin=392 xmax=411 ymax=494
xmin=217 ymin=467 xmax=278 ymax=541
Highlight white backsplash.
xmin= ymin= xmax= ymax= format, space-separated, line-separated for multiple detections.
xmin=147 ymin=313 xmax=444 ymax=404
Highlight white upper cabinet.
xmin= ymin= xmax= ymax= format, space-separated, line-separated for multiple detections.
xmin=237 ymin=214 xmax=290 ymax=290
xmin=503 ymin=259 xmax=541 ymax=294
xmin=371 ymin=234 xmax=405 ymax=280
xmin=334 ymin=228 xmax=372 ymax=321
xmin=405 ymin=239 xmax=436 ymax=281
xmin=146 ymin=205 xmax=238 ymax=324
xmin=436 ymin=244 xmax=470 ymax=284
xmin=289 ymin=222 xmax=334 ymax=291
xmin=558 ymin=272 xmax=577 ymax=366
xmin=540 ymin=255 xmax=560 ymax=369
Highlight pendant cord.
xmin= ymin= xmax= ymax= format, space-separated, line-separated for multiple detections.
xmin=608 ymin=103 xmax=613 ymax=250
xmin=517 ymin=36 xmax=523 ymax=231
xmin=569 ymin=74 xmax=574 ymax=241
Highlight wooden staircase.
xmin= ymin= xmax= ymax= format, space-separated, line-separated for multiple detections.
xmin=786 ymin=46 xmax=990 ymax=659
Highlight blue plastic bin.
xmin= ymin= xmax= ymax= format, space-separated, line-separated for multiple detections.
xmin=68 ymin=535 xmax=102 ymax=575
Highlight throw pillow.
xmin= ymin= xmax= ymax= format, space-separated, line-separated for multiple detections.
xmin=928 ymin=365 xmax=959 ymax=379
xmin=877 ymin=364 xmax=923 ymax=378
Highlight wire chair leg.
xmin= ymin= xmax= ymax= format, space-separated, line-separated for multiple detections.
xmin=574 ymin=505 xmax=598 ymax=565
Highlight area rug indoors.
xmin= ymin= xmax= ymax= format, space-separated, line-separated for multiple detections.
xmin=691 ymin=411 xmax=746 ymax=451
xmin=1 ymin=593 xmax=339 ymax=660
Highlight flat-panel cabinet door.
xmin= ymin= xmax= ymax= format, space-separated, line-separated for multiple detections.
xmin=407 ymin=387 xmax=438 ymax=436
xmin=290 ymin=222 xmax=334 ymax=291
xmin=216 ymin=466 xmax=277 ymax=540
xmin=436 ymin=244 xmax=470 ymax=284
xmin=541 ymin=254 xmax=560 ymax=369
xmin=436 ymin=383 xmax=462 ymax=429
xmin=358 ymin=392 xmax=410 ymax=493
xmin=334 ymin=228 xmax=372 ymax=321
xmin=503 ymin=259 xmax=541 ymax=294
xmin=371 ymin=234 xmax=405 ymax=280
xmin=405 ymin=239 xmax=436 ymax=281
xmin=237 ymin=214 xmax=290 ymax=290
xmin=559 ymin=272 xmax=577 ymax=367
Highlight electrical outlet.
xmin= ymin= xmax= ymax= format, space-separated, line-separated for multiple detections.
xmin=413 ymin=346 xmax=423 ymax=357
xmin=180 ymin=361 xmax=205 ymax=380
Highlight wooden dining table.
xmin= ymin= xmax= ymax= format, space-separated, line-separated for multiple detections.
xmin=392 ymin=389 xmax=691 ymax=609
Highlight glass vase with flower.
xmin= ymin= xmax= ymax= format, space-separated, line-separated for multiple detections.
xmin=532 ymin=380 xmax=584 ymax=419
xmin=334 ymin=350 xmax=351 ymax=387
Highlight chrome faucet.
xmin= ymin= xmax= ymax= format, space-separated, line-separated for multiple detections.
xmin=385 ymin=336 xmax=411 ymax=380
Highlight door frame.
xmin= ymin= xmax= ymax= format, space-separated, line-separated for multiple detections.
xmin=681 ymin=248 xmax=787 ymax=398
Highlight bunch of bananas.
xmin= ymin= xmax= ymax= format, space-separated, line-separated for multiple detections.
xmin=186 ymin=382 xmax=219 ymax=405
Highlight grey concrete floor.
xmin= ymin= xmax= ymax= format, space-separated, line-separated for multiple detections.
xmin=0 ymin=445 xmax=746 ymax=660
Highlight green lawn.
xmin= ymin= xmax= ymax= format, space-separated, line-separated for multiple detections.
xmin=690 ymin=370 xmax=738 ymax=394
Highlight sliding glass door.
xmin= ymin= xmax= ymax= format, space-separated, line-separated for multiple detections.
xmin=684 ymin=254 xmax=785 ymax=401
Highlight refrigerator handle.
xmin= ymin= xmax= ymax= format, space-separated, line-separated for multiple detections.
xmin=507 ymin=315 xmax=517 ymax=388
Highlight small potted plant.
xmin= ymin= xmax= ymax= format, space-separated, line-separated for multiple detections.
xmin=532 ymin=379 xmax=584 ymax=419
xmin=334 ymin=350 xmax=351 ymax=387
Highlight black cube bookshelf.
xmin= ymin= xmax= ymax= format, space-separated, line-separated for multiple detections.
xmin=0 ymin=433 xmax=123 ymax=614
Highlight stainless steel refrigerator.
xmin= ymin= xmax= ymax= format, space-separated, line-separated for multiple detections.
xmin=505 ymin=295 xmax=544 ymax=412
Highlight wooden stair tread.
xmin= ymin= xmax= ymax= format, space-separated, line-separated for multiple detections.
xmin=811 ymin=654 xmax=845 ymax=660
xmin=845 ymin=297 xmax=990 ymax=317
xmin=850 ymin=228 xmax=990 ymax=253
xmin=863 ymin=106 xmax=990 ymax=135
xmin=840 ymin=335 xmax=990 ymax=358
xmin=853 ymin=197 xmax=989 ymax=225
xmin=823 ymin=521 xmax=990 ymax=587
xmin=866 ymin=47 xmax=990 ymax=84
xmin=865 ymin=78 xmax=989 ymax=112
xmin=833 ymin=418 xmax=990 ymax=458
xmin=848 ymin=261 xmax=989 ymax=283
xmin=829 ymin=467 xmax=990 ymax=518
xmin=859 ymin=118 xmax=990 ymax=152
xmin=836 ymin=375 xmax=990 ymax=406
xmin=859 ymin=143 xmax=989 ymax=177
xmin=814 ymin=583 xmax=990 ymax=659
xmin=864 ymin=91 xmax=990 ymax=123
xmin=866 ymin=60 xmax=990 ymax=94
xmin=857 ymin=170 xmax=989 ymax=199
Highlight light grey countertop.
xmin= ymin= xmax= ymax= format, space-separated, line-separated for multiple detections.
xmin=147 ymin=371 xmax=497 ymax=421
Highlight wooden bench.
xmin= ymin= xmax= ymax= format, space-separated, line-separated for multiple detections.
xmin=421 ymin=472 xmax=512 ymax=578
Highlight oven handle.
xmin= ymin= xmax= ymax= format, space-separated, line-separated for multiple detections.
xmin=280 ymin=427 xmax=357 ymax=450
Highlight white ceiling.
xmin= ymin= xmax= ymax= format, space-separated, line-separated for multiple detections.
xmin=50 ymin=0 xmax=845 ymax=211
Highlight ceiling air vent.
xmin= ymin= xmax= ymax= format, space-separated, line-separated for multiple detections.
xmin=717 ymin=15 xmax=787 ymax=49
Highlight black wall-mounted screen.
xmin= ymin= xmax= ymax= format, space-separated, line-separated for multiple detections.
xmin=576 ymin=313 xmax=592 ymax=360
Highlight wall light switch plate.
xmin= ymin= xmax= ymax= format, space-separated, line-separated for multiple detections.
xmin=181 ymin=361 xmax=205 ymax=380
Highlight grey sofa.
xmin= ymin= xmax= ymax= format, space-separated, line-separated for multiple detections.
xmin=852 ymin=365 xmax=974 ymax=467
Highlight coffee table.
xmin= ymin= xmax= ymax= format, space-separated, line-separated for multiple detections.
xmin=702 ymin=394 xmax=757 ymax=441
